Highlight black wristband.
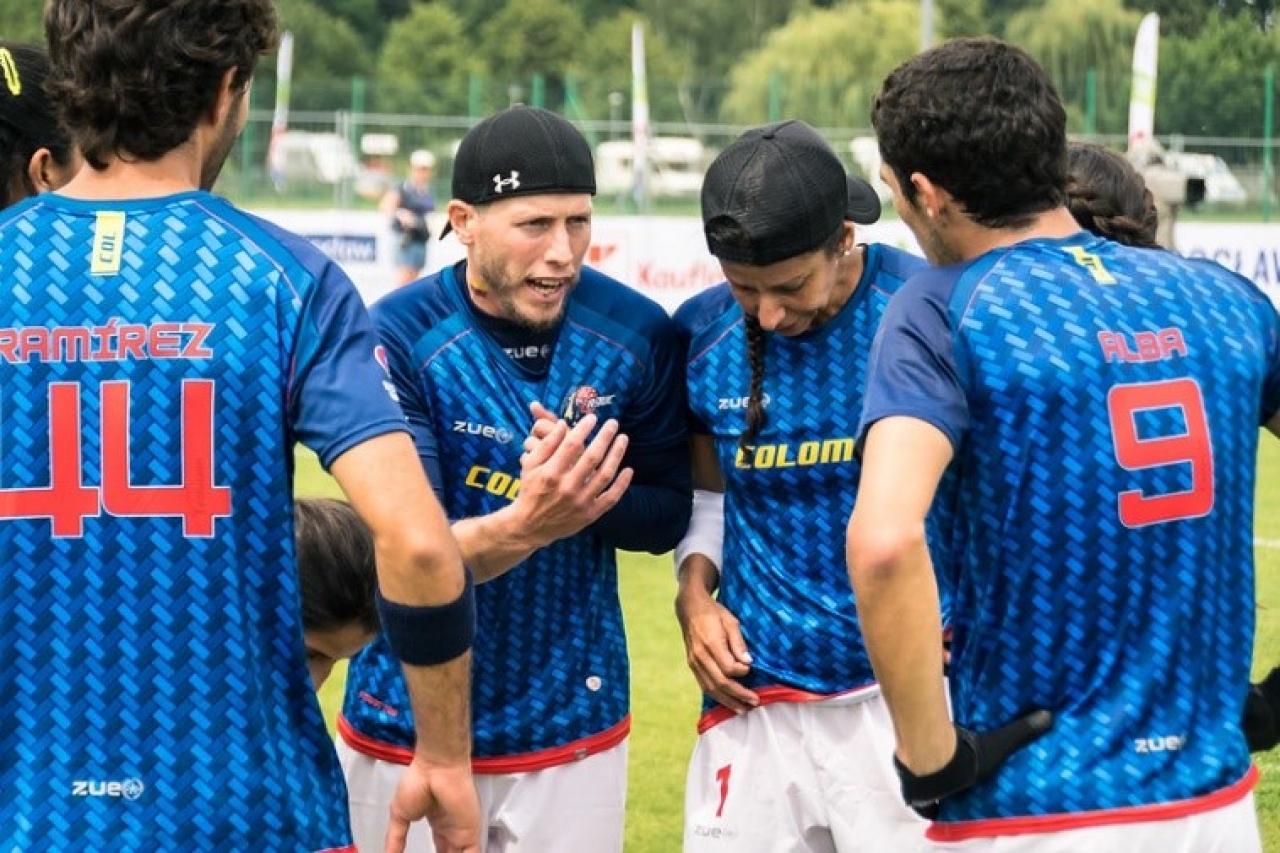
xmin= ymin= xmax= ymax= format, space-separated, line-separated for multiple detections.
xmin=894 ymin=727 xmax=979 ymax=807
xmin=376 ymin=569 xmax=475 ymax=666
xmin=895 ymin=710 xmax=1053 ymax=812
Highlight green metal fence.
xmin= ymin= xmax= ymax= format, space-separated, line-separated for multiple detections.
xmin=229 ymin=66 xmax=1280 ymax=219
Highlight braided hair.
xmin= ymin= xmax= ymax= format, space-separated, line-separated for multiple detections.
xmin=1066 ymin=141 xmax=1159 ymax=248
xmin=738 ymin=314 xmax=768 ymax=462
xmin=717 ymin=220 xmax=847 ymax=464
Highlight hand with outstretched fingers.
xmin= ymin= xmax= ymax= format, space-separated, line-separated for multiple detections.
xmin=512 ymin=404 xmax=634 ymax=546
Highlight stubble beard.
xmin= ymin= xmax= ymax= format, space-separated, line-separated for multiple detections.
xmin=472 ymin=255 xmax=576 ymax=333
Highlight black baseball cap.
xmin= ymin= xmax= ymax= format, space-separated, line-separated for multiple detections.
xmin=441 ymin=105 xmax=596 ymax=238
xmin=702 ymin=120 xmax=881 ymax=266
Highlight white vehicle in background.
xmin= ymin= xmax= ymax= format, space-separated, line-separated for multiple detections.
xmin=268 ymin=131 xmax=360 ymax=189
xmin=596 ymin=136 xmax=707 ymax=198
xmin=1160 ymin=151 xmax=1249 ymax=205
xmin=849 ymin=136 xmax=894 ymax=203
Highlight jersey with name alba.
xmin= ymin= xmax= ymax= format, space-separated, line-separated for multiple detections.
xmin=860 ymin=232 xmax=1280 ymax=838
xmin=0 ymin=191 xmax=408 ymax=852
xmin=339 ymin=262 xmax=686 ymax=771
xmin=676 ymin=243 xmax=945 ymax=724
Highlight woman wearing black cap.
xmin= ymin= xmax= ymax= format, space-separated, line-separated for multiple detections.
xmin=0 ymin=42 xmax=80 ymax=210
xmin=672 ymin=119 xmax=944 ymax=852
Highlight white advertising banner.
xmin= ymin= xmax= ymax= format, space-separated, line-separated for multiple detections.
xmin=249 ymin=209 xmax=1280 ymax=313
xmin=1174 ymin=222 xmax=1280 ymax=307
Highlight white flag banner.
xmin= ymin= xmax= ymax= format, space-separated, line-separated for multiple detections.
xmin=1128 ymin=13 xmax=1159 ymax=150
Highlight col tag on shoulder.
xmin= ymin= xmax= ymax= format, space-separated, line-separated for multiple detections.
xmin=1065 ymin=245 xmax=1116 ymax=285
xmin=91 ymin=211 xmax=127 ymax=276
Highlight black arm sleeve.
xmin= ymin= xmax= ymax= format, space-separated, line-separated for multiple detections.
xmin=590 ymin=440 xmax=692 ymax=554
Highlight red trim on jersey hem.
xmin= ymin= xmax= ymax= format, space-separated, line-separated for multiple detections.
xmin=926 ymin=764 xmax=1259 ymax=841
xmin=314 ymin=846 xmax=356 ymax=853
xmin=696 ymin=683 xmax=879 ymax=734
xmin=337 ymin=714 xmax=631 ymax=774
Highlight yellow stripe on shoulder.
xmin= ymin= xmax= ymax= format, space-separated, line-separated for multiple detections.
xmin=91 ymin=211 xmax=127 ymax=276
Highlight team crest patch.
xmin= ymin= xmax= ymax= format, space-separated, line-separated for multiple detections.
xmin=373 ymin=344 xmax=391 ymax=375
xmin=373 ymin=344 xmax=400 ymax=404
xmin=561 ymin=385 xmax=616 ymax=424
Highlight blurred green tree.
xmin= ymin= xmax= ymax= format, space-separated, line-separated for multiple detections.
xmin=1006 ymin=0 xmax=1142 ymax=135
xmin=374 ymin=2 xmax=479 ymax=116
xmin=718 ymin=0 xmax=918 ymax=130
xmin=479 ymin=0 xmax=588 ymax=112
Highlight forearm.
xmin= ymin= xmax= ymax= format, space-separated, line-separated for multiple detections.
xmin=593 ymin=481 xmax=691 ymax=553
xmin=402 ymin=654 xmax=473 ymax=765
xmin=331 ymin=433 xmax=475 ymax=765
xmin=451 ymin=506 xmax=543 ymax=583
xmin=676 ymin=552 xmax=720 ymax=596
xmin=588 ymin=439 xmax=692 ymax=553
xmin=419 ymin=451 xmax=537 ymax=584
xmin=850 ymin=529 xmax=954 ymax=772
xmin=376 ymin=540 xmax=474 ymax=766
xmin=675 ymin=553 xmax=721 ymax=622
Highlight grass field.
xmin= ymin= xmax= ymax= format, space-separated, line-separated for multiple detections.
xmin=301 ymin=437 xmax=1280 ymax=851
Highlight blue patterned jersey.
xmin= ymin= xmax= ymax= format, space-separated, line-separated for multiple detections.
xmin=677 ymin=244 xmax=950 ymax=717
xmin=0 ymin=191 xmax=408 ymax=851
xmin=339 ymin=263 xmax=686 ymax=770
xmin=861 ymin=232 xmax=1280 ymax=835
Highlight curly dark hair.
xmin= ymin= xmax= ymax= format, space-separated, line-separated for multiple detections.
xmin=1066 ymin=141 xmax=1160 ymax=249
xmin=294 ymin=498 xmax=380 ymax=636
xmin=44 ymin=0 xmax=279 ymax=169
xmin=872 ymin=37 xmax=1068 ymax=229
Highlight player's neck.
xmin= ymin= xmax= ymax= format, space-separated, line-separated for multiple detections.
xmin=55 ymin=150 xmax=206 ymax=201
xmin=818 ymin=245 xmax=866 ymax=325
xmin=953 ymin=206 xmax=1082 ymax=262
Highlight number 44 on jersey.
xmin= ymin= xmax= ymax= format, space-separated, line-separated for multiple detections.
xmin=0 ymin=379 xmax=230 ymax=538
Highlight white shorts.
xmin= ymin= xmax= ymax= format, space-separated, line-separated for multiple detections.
xmin=683 ymin=693 xmax=929 ymax=853
xmin=929 ymin=792 xmax=1261 ymax=853
xmin=336 ymin=737 xmax=627 ymax=852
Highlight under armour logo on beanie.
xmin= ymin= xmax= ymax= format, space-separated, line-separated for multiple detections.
xmin=453 ymin=106 xmax=594 ymax=205
xmin=492 ymin=171 xmax=521 ymax=193
xmin=441 ymin=105 xmax=596 ymax=238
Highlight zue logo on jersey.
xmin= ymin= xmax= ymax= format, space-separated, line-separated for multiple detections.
xmin=72 ymin=777 xmax=146 ymax=800
xmin=561 ymin=385 xmax=616 ymax=424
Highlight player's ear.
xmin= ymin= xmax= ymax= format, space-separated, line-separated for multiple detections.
xmin=206 ymin=67 xmax=240 ymax=127
xmin=27 ymin=147 xmax=57 ymax=193
xmin=446 ymin=200 xmax=479 ymax=245
xmin=910 ymin=172 xmax=951 ymax=220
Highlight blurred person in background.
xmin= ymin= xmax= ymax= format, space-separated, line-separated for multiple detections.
xmin=383 ymin=148 xmax=437 ymax=287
